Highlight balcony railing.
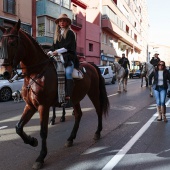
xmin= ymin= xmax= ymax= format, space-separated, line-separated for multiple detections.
xmin=72 ymin=17 xmax=82 ymax=28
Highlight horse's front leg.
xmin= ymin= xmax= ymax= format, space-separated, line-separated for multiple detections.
xmin=33 ymin=105 xmax=50 ymax=170
xmin=65 ymin=103 xmax=82 ymax=147
xmin=16 ymin=105 xmax=38 ymax=147
xmin=117 ymin=79 xmax=121 ymax=93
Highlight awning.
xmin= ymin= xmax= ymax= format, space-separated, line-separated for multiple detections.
xmin=101 ymin=55 xmax=114 ymax=62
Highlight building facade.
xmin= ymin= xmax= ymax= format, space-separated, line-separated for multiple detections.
xmin=0 ymin=0 xmax=32 ymax=36
xmin=100 ymin=0 xmax=149 ymax=68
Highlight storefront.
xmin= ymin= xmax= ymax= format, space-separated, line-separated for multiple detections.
xmin=101 ymin=54 xmax=115 ymax=65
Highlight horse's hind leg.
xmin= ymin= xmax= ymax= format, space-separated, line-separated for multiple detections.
xmin=65 ymin=103 xmax=82 ymax=147
xmin=60 ymin=105 xmax=66 ymax=122
xmin=32 ymin=105 xmax=50 ymax=169
xmin=16 ymin=105 xmax=38 ymax=147
xmin=117 ymin=79 xmax=121 ymax=93
xmin=87 ymin=91 xmax=103 ymax=140
xmin=50 ymin=106 xmax=56 ymax=125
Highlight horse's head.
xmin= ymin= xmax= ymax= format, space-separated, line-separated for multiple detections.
xmin=0 ymin=19 xmax=21 ymax=79
xmin=112 ymin=62 xmax=121 ymax=73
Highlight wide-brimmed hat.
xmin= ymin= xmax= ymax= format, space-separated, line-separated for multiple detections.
xmin=55 ymin=14 xmax=71 ymax=25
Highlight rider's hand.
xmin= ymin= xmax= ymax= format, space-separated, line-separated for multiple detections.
xmin=52 ymin=51 xmax=58 ymax=56
xmin=47 ymin=51 xmax=53 ymax=56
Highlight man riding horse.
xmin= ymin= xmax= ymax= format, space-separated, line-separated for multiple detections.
xmin=118 ymin=53 xmax=130 ymax=77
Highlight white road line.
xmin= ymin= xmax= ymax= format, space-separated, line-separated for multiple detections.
xmin=102 ymin=99 xmax=170 ymax=170
xmin=108 ymin=93 xmax=118 ymax=97
xmin=0 ymin=126 xmax=8 ymax=130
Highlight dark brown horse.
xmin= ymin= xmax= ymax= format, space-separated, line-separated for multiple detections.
xmin=0 ymin=20 xmax=109 ymax=169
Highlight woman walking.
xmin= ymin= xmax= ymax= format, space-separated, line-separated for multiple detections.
xmin=150 ymin=61 xmax=170 ymax=122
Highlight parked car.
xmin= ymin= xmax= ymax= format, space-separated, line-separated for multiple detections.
xmin=131 ymin=69 xmax=141 ymax=78
xmin=98 ymin=65 xmax=116 ymax=84
xmin=0 ymin=70 xmax=23 ymax=102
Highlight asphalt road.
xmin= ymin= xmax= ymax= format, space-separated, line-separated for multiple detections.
xmin=1 ymin=78 xmax=170 ymax=170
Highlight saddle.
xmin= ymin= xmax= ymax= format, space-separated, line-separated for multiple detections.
xmin=51 ymin=55 xmax=86 ymax=104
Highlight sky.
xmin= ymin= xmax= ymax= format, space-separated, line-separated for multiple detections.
xmin=147 ymin=0 xmax=170 ymax=46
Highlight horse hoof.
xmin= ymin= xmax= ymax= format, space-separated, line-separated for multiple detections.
xmin=31 ymin=138 xmax=38 ymax=147
xmin=65 ymin=141 xmax=73 ymax=147
xmin=32 ymin=162 xmax=43 ymax=170
xmin=50 ymin=120 xmax=55 ymax=125
xmin=117 ymin=90 xmax=121 ymax=93
xmin=60 ymin=117 xmax=65 ymax=122
xmin=93 ymin=134 xmax=100 ymax=140
xmin=150 ymin=94 xmax=153 ymax=97
xmin=123 ymin=89 xmax=127 ymax=92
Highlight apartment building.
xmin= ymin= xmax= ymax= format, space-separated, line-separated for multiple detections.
xmin=100 ymin=0 xmax=149 ymax=68
xmin=0 ymin=0 xmax=32 ymax=35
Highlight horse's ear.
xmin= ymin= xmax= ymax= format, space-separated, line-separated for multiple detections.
xmin=0 ymin=26 xmax=6 ymax=33
xmin=14 ymin=19 xmax=21 ymax=32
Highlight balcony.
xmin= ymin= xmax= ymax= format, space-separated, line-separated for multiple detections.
xmin=71 ymin=17 xmax=82 ymax=30
xmin=101 ymin=18 xmax=142 ymax=51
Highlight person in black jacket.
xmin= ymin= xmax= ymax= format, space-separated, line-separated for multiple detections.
xmin=118 ymin=53 xmax=130 ymax=76
xmin=150 ymin=61 xmax=170 ymax=122
xmin=150 ymin=53 xmax=160 ymax=67
xmin=47 ymin=13 xmax=79 ymax=100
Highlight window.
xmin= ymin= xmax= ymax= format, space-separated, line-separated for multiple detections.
xmin=37 ymin=17 xmax=55 ymax=37
xmin=3 ymin=0 xmax=16 ymax=14
xmin=38 ymin=23 xmax=45 ymax=36
xmin=46 ymin=18 xmax=55 ymax=37
xmin=89 ymin=43 xmax=93 ymax=52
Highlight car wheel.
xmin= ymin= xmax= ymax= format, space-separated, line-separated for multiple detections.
xmin=0 ymin=87 xmax=12 ymax=102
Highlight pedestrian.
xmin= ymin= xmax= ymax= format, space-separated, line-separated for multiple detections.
xmin=118 ymin=53 xmax=130 ymax=76
xmin=150 ymin=61 xmax=170 ymax=122
xmin=47 ymin=13 xmax=79 ymax=100
xmin=150 ymin=52 xmax=160 ymax=68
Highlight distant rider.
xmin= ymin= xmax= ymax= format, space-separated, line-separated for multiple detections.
xmin=118 ymin=53 xmax=130 ymax=76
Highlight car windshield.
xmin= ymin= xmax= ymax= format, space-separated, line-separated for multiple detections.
xmin=135 ymin=70 xmax=140 ymax=73
xmin=99 ymin=68 xmax=104 ymax=74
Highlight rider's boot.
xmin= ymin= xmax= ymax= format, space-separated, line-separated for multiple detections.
xmin=157 ymin=106 xmax=162 ymax=121
xmin=161 ymin=105 xmax=168 ymax=122
xmin=65 ymin=79 xmax=74 ymax=101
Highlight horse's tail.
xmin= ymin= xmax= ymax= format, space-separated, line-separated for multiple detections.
xmin=90 ymin=64 xmax=110 ymax=116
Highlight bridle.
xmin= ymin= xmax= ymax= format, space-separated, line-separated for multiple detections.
xmin=0 ymin=33 xmax=51 ymax=83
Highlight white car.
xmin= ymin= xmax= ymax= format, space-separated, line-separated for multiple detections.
xmin=98 ymin=65 xmax=116 ymax=84
xmin=0 ymin=70 xmax=24 ymax=102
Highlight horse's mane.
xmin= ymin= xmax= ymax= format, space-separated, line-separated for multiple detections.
xmin=20 ymin=29 xmax=48 ymax=56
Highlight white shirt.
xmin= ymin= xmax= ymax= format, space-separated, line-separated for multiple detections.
xmin=158 ymin=70 xmax=163 ymax=85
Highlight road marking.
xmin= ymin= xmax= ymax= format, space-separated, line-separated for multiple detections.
xmin=102 ymin=99 xmax=170 ymax=170
xmin=108 ymin=93 xmax=118 ymax=97
xmin=0 ymin=126 xmax=8 ymax=130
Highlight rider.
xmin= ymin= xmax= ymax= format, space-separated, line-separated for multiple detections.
xmin=47 ymin=13 xmax=79 ymax=101
xmin=118 ymin=53 xmax=130 ymax=76
xmin=149 ymin=52 xmax=160 ymax=86
xmin=150 ymin=52 xmax=160 ymax=68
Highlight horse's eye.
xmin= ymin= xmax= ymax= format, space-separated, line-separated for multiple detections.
xmin=8 ymin=40 xmax=17 ymax=47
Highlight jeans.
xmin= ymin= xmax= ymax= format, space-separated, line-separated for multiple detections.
xmin=65 ymin=62 xmax=74 ymax=79
xmin=153 ymin=86 xmax=167 ymax=106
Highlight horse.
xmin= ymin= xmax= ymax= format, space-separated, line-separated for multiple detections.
xmin=141 ymin=72 xmax=148 ymax=87
xmin=141 ymin=62 xmax=155 ymax=97
xmin=112 ymin=62 xmax=128 ymax=93
xmin=0 ymin=20 xmax=109 ymax=169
